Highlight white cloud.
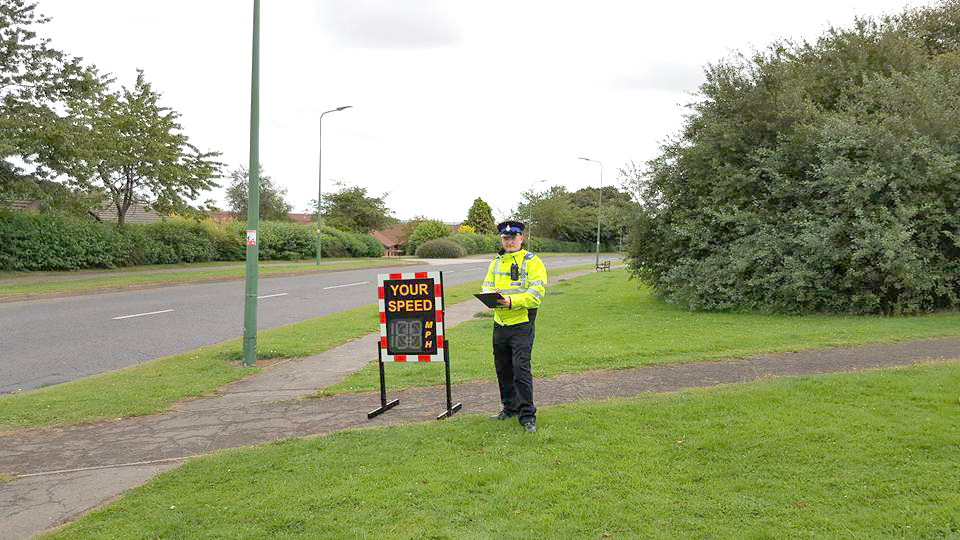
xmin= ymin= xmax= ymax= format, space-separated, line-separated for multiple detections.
xmin=316 ymin=0 xmax=462 ymax=49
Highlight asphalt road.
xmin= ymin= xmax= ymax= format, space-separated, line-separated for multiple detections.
xmin=0 ymin=254 xmax=610 ymax=393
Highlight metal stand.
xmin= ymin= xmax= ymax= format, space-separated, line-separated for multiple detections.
xmin=436 ymin=339 xmax=463 ymax=420
xmin=367 ymin=345 xmax=399 ymax=419
xmin=369 ymin=270 xmax=460 ymax=421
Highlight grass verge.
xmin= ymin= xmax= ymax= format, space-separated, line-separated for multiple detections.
xmin=0 ymin=258 xmax=417 ymax=300
xmin=42 ymin=361 xmax=960 ymax=539
xmin=326 ymin=270 xmax=960 ymax=394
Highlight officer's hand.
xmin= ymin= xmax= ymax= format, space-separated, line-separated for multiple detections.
xmin=496 ymin=296 xmax=511 ymax=308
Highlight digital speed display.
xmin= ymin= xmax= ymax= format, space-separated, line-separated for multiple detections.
xmin=388 ymin=319 xmax=423 ymax=352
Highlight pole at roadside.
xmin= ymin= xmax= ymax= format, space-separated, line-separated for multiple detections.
xmin=242 ymin=0 xmax=261 ymax=367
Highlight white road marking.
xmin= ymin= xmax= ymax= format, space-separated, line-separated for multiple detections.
xmin=113 ymin=309 xmax=175 ymax=320
xmin=323 ymin=281 xmax=369 ymax=290
xmin=257 ymin=293 xmax=289 ymax=299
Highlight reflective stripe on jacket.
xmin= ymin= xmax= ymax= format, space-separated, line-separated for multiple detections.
xmin=481 ymin=249 xmax=547 ymax=326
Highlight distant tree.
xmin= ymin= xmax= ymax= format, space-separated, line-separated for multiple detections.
xmin=515 ymin=183 xmax=637 ymax=244
xmin=225 ymin=164 xmax=292 ymax=221
xmin=464 ymin=197 xmax=495 ymax=233
xmin=312 ymin=182 xmax=395 ymax=232
xmin=0 ymin=1 xmax=103 ymax=199
xmin=63 ymin=70 xmax=222 ymax=225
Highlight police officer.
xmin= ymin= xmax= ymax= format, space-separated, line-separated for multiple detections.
xmin=482 ymin=220 xmax=547 ymax=433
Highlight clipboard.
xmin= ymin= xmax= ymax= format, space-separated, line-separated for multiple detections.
xmin=473 ymin=292 xmax=504 ymax=308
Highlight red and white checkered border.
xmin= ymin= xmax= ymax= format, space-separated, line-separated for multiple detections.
xmin=377 ymin=271 xmax=445 ymax=362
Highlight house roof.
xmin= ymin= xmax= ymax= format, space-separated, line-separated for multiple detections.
xmin=2 ymin=199 xmax=161 ymax=223
xmin=369 ymin=222 xmax=408 ymax=247
xmin=2 ymin=200 xmax=42 ymax=211
xmin=288 ymin=213 xmax=314 ymax=224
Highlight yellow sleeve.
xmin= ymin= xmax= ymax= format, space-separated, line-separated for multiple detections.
xmin=481 ymin=258 xmax=497 ymax=293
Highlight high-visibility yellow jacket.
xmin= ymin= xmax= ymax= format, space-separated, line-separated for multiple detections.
xmin=482 ymin=249 xmax=547 ymax=326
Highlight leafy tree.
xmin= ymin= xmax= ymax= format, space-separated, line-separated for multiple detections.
xmin=63 ymin=70 xmax=222 ymax=225
xmin=312 ymin=182 xmax=395 ymax=232
xmin=0 ymin=1 xmax=103 ymax=200
xmin=225 ymin=164 xmax=292 ymax=221
xmin=517 ymin=184 xmax=636 ymax=244
xmin=626 ymin=0 xmax=960 ymax=314
xmin=464 ymin=197 xmax=495 ymax=233
xmin=516 ymin=185 xmax=581 ymax=242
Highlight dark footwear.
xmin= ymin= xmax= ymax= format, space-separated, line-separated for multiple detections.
xmin=490 ymin=410 xmax=515 ymax=420
xmin=522 ymin=421 xmax=537 ymax=433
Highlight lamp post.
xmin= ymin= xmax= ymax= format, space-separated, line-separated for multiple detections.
xmin=316 ymin=105 xmax=352 ymax=265
xmin=242 ymin=0 xmax=261 ymax=366
xmin=578 ymin=157 xmax=603 ymax=268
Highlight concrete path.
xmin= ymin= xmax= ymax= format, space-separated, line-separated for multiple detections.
xmin=2 ymin=269 xmax=959 ymax=539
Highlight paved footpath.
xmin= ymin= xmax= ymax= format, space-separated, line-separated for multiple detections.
xmin=2 ymin=269 xmax=960 ymax=539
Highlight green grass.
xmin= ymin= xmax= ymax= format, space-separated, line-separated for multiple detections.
xmin=42 ymin=361 xmax=960 ymax=539
xmin=0 ymin=258 xmax=416 ymax=300
xmin=327 ymin=270 xmax=960 ymax=394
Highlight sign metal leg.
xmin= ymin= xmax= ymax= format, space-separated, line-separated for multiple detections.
xmin=436 ymin=339 xmax=462 ymax=420
xmin=368 ymin=345 xmax=399 ymax=419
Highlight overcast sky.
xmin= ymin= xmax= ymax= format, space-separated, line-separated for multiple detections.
xmin=36 ymin=0 xmax=915 ymax=223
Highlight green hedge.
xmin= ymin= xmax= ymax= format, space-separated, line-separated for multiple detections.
xmin=0 ymin=211 xmax=117 ymax=270
xmin=0 ymin=212 xmax=382 ymax=271
xmin=415 ymin=238 xmax=467 ymax=258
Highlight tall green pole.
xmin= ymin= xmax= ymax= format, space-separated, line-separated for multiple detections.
xmin=242 ymin=0 xmax=261 ymax=367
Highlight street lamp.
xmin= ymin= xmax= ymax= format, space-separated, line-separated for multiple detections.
xmin=316 ymin=105 xmax=352 ymax=264
xmin=578 ymin=157 xmax=603 ymax=268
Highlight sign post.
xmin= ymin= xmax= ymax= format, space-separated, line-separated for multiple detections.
xmin=368 ymin=271 xmax=462 ymax=420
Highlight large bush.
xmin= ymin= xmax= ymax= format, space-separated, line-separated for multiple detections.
xmin=406 ymin=220 xmax=450 ymax=254
xmin=415 ymin=238 xmax=467 ymax=258
xmin=137 ymin=219 xmax=219 ymax=264
xmin=448 ymin=233 xmax=497 ymax=255
xmin=258 ymin=221 xmax=315 ymax=260
xmin=626 ymin=2 xmax=960 ymax=314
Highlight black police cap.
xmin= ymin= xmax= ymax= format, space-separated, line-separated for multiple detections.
xmin=497 ymin=220 xmax=525 ymax=235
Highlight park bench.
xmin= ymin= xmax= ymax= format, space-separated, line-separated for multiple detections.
xmin=596 ymin=260 xmax=611 ymax=271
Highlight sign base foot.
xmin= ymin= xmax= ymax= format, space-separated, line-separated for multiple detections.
xmin=436 ymin=402 xmax=462 ymax=420
xmin=367 ymin=399 xmax=400 ymax=419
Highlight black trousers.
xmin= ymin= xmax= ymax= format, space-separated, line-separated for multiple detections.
xmin=493 ymin=319 xmax=536 ymax=423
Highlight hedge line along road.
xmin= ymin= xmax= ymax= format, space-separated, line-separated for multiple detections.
xmin=0 ymin=255 xmax=610 ymax=394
